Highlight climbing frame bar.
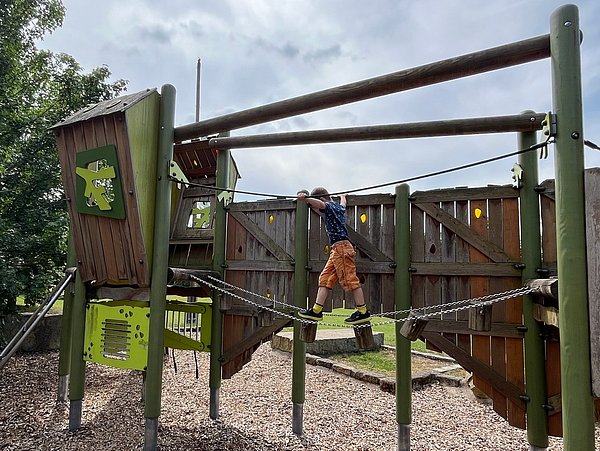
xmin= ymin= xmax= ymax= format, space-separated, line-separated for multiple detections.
xmin=206 ymin=113 xmax=546 ymax=150
xmin=550 ymin=5 xmax=595 ymax=450
xmin=174 ymin=35 xmax=550 ymax=140
xmin=518 ymin=126 xmax=548 ymax=448
xmin=144 ymin=84 xmax=176 ymax=451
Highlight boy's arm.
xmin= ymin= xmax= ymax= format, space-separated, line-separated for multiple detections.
xmin=297 ymin=191 xmax=327 ymax=210
xmin=339 ymin=194 xmax=347 ymax=208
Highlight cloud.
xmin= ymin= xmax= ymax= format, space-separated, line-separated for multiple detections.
xmin=38 ymin=0 xmax=600 ymax=202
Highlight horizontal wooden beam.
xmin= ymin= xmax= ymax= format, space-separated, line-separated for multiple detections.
xmin=410 ymin=262 xmax=521 ymax=276
xmin=425 ymin=319 xmax=524 ymax=338
xmin=174 ymin=35 xmax=550 ymax=140
xmin=411 ymin=185 xmax=519 ymax=203
xmin=422 ymin=331 xmax=526 ymax=406
xmin=204 ymin=113 xmax=546 ymax=149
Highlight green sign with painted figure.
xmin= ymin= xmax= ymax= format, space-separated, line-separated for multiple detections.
xmin=75 ymin=144 xmax=126 ymax=219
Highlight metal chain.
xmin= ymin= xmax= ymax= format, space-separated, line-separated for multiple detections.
xmin=192 ymin=275 xmax=538 ymax=328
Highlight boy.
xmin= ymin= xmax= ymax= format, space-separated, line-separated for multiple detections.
xmin=296 ymin=187 xmax=370 ymax=324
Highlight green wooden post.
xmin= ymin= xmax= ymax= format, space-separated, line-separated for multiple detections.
xmin=395 ymin=184 xmax=411 ymax=451
xmin=210 ymin=134 xmax=230 ymax=420
xmin=67 ymin=267 xmax=86 ymax=430
xmin=292 ymin=197 xmax=309 ymax=435
xmin=57 ymin=231 xmax=76 ymax=401
xmin=144 ymin=84 xmax=176 ymax=451
xmin=518 ymin=125 xmax=549 ymax=449
xmin=550 ymin=5 xmax=595 ymax=450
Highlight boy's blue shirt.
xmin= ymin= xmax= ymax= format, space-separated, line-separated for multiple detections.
xmin=321 ymin=201 xmax=349 ymax=245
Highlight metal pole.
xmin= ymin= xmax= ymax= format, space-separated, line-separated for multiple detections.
xmin=395 ymin=184 xmax=411 ymax=451
xmin=144 ymin=84 xmax=176 ymax=451
xmin=291 ymin=198 xmax=309 ymax=435
xmin=58 ymin=231 xmax=76 ymax=400
xmin=210 ymin=134 xmax=231 ymax=419
xmin=550 ymin=5 xmax=595 ymax=450
xmin=174 ymin=35 xmax=550 ymax=140
xmin=195 ymin=58 xmax=201 ymax=122
xmin=68 ymin=269 xmax=86 ymax=430
xmin=518 ymin=123 xmax=548 ymax=449
xmin=206 ymin=113 xmax=546 ymax=150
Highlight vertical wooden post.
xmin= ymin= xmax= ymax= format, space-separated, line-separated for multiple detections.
xmin=210 ymin=132 xmax=230 ymax=420
xmin=57 ymin=231 xmax=75 ymax=401
xmin=144 ymin=84 xmax=176 ymax=451
xmin=518 ymin=124 xmax=549 ymax=449
xmin=395 ymin=184 xmax=411 ymax=451
xmin=550 ymin=5 xmax=595 ymax=450
xmin=67 ymin=268 xmax=86 ymax=430
xmin=292 ymin=198 xmax=309 ymax=435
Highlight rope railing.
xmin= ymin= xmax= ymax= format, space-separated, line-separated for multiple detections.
xmin=191 ymin=274 xmax=538 ymax=329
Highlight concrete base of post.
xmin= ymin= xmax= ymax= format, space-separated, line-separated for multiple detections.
xmin=210 ymin=387 xmax=220 ymax=420
xmin=144 ymin=417 xmax=158 ymax=451
xmin=528 ymin=445 xmax=547 ymax=451
xmin=292 ymin=402 xmax=303 ymax=436
xmin=68 ymin=399 xmax=82 ymax=430
xmin=57 ymin=375 xmax=69 ymax=401
xmin=397 ymin=424 xmax=410 ymax=451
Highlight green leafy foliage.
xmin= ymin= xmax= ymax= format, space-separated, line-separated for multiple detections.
xmin=0 ymin=0 xmax=127 ymax=314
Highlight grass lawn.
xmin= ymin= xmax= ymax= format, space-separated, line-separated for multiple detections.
xmin=16 ymin=296 xmax=63 ymax=314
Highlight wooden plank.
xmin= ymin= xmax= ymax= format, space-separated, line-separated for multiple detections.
xmin=424 ymin=207 xmax=441 ymax=352
xmin=87 ymin=117 xmax=121 ymax=283
xmin=585 ymin=168 xmax=600 ymax=397
xmin=221 ymin=318 xmax=291 ymax=364
xmin=415 ymin=202 xmax=512 ymax=262
xmin=411 ymin=203 xmax=425 ymax=318
xmin=113 ymin=114 xmax=149 ymax=286
xmin=228 ymin=199 xmax=295 ymax=212
xmin=422 ymin=331 xmax=526 ymax=407
xmin=102 ymin=116 xmax=133 ymax=281
xmin=226 ymin=260 xmax=295 ymax=271
xmin=73 ymin=121 xmax=109 ymax=284
xmin=488 ymin=198 xmax=508 ymax=421
xmin=455 ymin=200 xmax=471 ymax=354
xmin=229 ymin=210 xmax=293 ymax=262
xmin=470 ymin=199 xmax=492 ymax=397
xmin=410 ymin=262 xmax=520 ymax=276
xmin=546 ymin=339 xmax=563 ymax=436
xmin=56 ymin=126 xmax=93 ymax=281
xmin=425 ymin=319 xmax=524 ymax=338
xmin=501 ymin=197 xmax=526 ymax=428
xmin=412 ymin=185 xmax=519 ymax=203
xmin=381 ymin=204 xmax=396 ymax=313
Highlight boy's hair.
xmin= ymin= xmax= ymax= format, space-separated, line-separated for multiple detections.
xmin=311 ymin=187 xmax=331 ymax=201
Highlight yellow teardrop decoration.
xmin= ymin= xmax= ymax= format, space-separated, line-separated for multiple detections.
xmin=474 ymin=207 xmax=482 ymax=219
xmin=360 ymin=213 xmax=367 ymax=223
xmin=269 ymin=214 xmax=274 ymax=224
xmin=324 ymin=244 xmax=330 ymax=254
xmin=266 ymin=289 xmax=272 ymax=298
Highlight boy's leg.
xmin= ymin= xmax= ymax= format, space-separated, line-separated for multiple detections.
xmin=298 ymin=287 xmax=330 ymax=321
xmin=344 ymin=286 xmax=371 ymax=324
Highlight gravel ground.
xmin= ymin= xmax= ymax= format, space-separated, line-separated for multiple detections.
xmin=1 ymin=345 xmax=598 ymax=450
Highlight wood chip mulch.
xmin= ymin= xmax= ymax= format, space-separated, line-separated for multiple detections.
xmin=1 ymin=346 xmax=598 ymax=450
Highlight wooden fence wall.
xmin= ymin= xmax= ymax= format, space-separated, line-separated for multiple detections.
xmin=203 ymin=183 xmax=598 ymax=434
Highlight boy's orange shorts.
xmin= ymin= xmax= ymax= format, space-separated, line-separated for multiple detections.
xmin=318 ymin=240 xmax=362 ymax=291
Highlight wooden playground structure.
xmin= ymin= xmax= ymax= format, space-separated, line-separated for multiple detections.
xmin=42 ymin=4 xmax=599 ymax=451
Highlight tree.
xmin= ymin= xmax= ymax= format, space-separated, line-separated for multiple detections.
xmin=0 ymin=0 xmax=127 ymax=314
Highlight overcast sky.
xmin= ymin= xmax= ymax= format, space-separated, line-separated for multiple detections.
xmin=39 ymin=1 xmax=600 ymax=201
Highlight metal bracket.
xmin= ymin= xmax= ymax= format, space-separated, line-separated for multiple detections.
xmin=511 ymin=163 xmax=523 ymax=189
xmin=168 ymin=160 xmax=189 ymax=188
xmin=539 ymin=112 xmax=557 ymax=159
xmin=217 ymin=190 xmax=233 ymax=206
